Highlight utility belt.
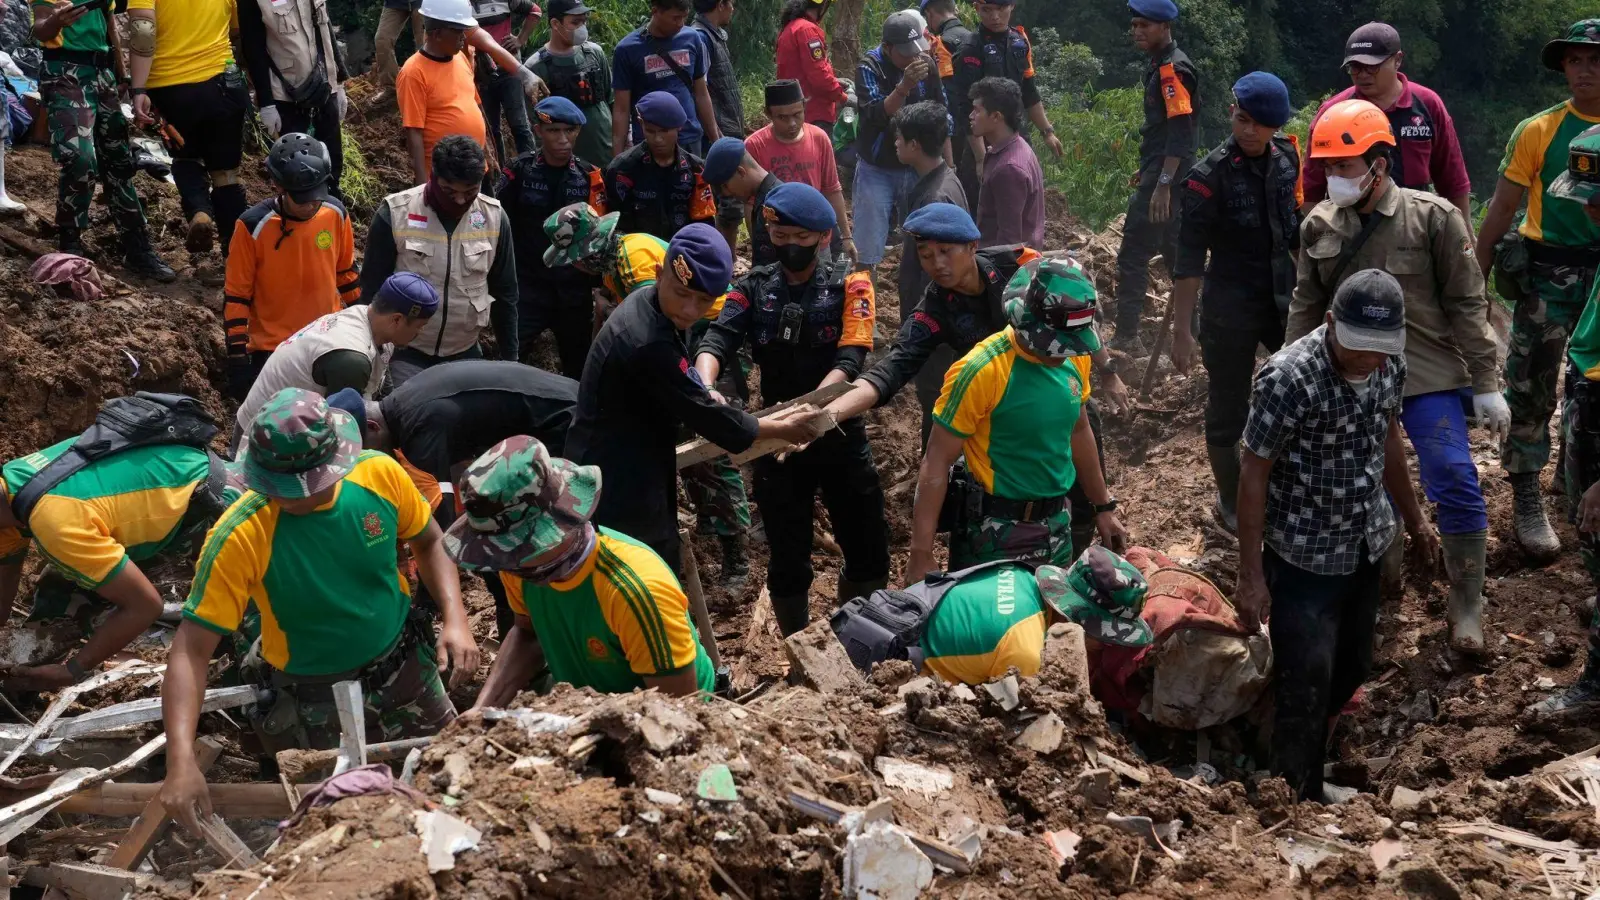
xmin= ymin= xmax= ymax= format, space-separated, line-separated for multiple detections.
xmin=42 ymin=48 xmax=113 ymax=68
xmin=1528 ymin=239 xmax=1600 ymax=269
xmin=938 ymin=459 xmax=1068 ymax=533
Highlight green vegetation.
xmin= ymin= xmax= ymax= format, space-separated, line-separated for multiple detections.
xmin=339 ymin=132 xmax=385 ymax=219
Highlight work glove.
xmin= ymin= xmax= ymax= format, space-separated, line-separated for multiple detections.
xmin=1473 ymin=391 xmax=1512 ymax=445
xmin=226 ymin=353 xmax=254 ymax=402
xmin=259 ymin=104 xmax=282 ymax=140
xmin=334 ymin=86 xmax=348 ymax=120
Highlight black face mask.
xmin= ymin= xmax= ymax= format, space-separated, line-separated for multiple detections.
xmin=776 ymin=242 xmax=820 ymax=272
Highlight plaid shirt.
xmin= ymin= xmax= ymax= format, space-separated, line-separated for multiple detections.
xmin=1242 ymin=324 xmax=1406 ymax=575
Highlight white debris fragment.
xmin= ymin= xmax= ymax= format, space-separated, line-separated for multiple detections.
xmin=874 ymin=756 xmax=955 ymax=797
xmin=1014 ymin=713 xmax=1065 ymax=754
xmin=645 ymin=788 xmax=684 ymax=806
xmin=843 ymin=821 xmax=934 ymax=900
xmin=412 ymin=810 xmax=482 ymax=873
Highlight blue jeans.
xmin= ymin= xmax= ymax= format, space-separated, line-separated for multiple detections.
xmin=851 ymin=160 xmax=918 ymax=266
xmin=1399 ymin=388 xmax=1489 ymax=535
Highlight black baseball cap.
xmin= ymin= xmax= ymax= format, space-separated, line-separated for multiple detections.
xmin=1331 ymin=269 xmax=1406 ymax=355
xmin=547 ymin=0 xmax=593 ymax=16
xmin=1343 ymin=22 xmax=1401 ymax=67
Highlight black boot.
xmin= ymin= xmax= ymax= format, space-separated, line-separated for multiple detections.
xmin=836 ymin=576 xmax=888 ymax=606
xmin=771 ymin=591 xmax=811 ymax=638
xmin=719 ymin=533 xmax=749 ymax=590
xmin=1206 ymin=444 xmax=1241 ymax=534
xmin=121 ymin=229 xmax=177 ymax=283
xmin=57 ymin=224 xmax=87 ymax=256
xmin=1526 ymin=671 xmax=1600 ymax=724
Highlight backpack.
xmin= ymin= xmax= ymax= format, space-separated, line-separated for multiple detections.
xmin=830 ymin=560 xmax=1026 ymax=673
xmin=9 ymin=392 xmax=224 ymax=525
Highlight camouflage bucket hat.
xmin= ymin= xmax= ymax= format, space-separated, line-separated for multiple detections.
xmin=443 ymin=436 xmax=603 ymax=572
xmin=543 ymin=203 xmax=622 ymax=268
xmin=1002 ymin=257 xmax=1102 ymax=361
xmin=1549 ymin=124 xmax=1600 ymax=206
xmin=1037 ymin=547 xmax=1154 ymax=648
xmin=238 ymin=388 xmax=363 ymax=500
xmin=1544 ymin=19 xmax=1600 ymax=71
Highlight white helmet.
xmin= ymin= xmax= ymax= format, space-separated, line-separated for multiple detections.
xmin=418 ymin=0 xmax=477 ymax=28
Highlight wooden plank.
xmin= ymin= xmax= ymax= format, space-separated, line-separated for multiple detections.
xmin=674 ymin=382 xmax=852 ymax=470
xmin=679 ymin=529 xmax=722 ymax=670
xmin=19 ymin=862 xmax=140 ymax=900
xmin=106 ymin=737 xmax=224 ymax=871
xmin=0 ymin=685 xmax=262 ymax=754
xmin=275 ymin=736 xmax=433 ymax=782
xmin=787 ymin=789 xmax=972 ymax=874
xmin=0 ymin=734 xmax=166 ymax=844
xmin=48 ymin=783 xmax=315 ymax=819
xmin=190 ymin=813 xmax=260 ymax=868
xmin=331 ymin=681 xmax=366 ymax=777
xmin=0 ymin=662 xmax=161 ymax=776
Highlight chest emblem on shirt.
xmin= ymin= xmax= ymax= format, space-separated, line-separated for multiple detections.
xmin=315 ymin=229 xmax=333 ymax=250
xmin=586 ymin=637 xmax=610 ymax=661
xmin=470 ymin=209 xmax=487 ymax=230
xmin=362 ymin=512 xmax=387 ymax=545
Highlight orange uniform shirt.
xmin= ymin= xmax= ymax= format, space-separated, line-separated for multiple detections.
xmin=223 ymin=199 xmax=359 ymax=354
xmin=396 ymin=49 xmax=488 ymax=180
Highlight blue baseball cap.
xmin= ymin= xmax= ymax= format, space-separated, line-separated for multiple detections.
xmin=325 ymin=387 xmax=369 ymax=443
xmin=1232 ymin=72 xmax=1291 ymax=129
xmin=762 ymin=182 xmax=836 ymax=233
xmin=1129 ymin=0 xmax=1178 ymax=22
xmin=1331 ymin=269 xmax=1406 ymax=355
xmin=635 ymin=91 xmax=687 ymax=129
xmin=666 ymin=223 xmax=733 ymax=296
xmin=375 ymin=271 xmax=440 ymax=319
xmin=535 ymin=96 xmax=587 ymax=127
xmin=703 ymin=137 xmax=747 ymax=185
xmin=903 ymin=202 xmax=980 ymax=243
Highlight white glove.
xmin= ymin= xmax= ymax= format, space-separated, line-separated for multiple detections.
xmin=334 ymin=86 xmax=348 ymax=121
xmin=1473 ymin=391 xmax=1512 ymax=444
xmin=259 ymin=104 xmax=282 ymax=140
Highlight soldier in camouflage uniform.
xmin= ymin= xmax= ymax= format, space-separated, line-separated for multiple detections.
xmin=29 ymin=0 xmax=174 ymax=280
xmin=1476 ymin=20 xmax=1600 ymax=559
xmin=908 ymin=259 xmax=1128 ymax=581
xmin=161 ymin=390 xmax=478 ymax=823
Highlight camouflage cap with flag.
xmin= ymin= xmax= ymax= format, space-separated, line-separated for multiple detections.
xmin=238 ymin=388 xmax=363 ymax=500
xmin=543 ymin=203 xmax=622 ymax=269
xmin=1544 ymin=19 xmax=1600 ymax=71
xmin=1003 ymin=257 xmax=1102 ymax=361
xmin=443 ymin=436 xmax=603 ymax=572
xmin=1549 ymin=124 xmax=1600 ymax=206
xmin=1037 ymin=546 xmax=1154 ymax=648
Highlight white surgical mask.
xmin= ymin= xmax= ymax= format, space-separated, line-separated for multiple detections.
xmin=570 ymin=24 xmax=589 ymax=44
xmin=1327 ymin=162 xmax=1376 ymax=208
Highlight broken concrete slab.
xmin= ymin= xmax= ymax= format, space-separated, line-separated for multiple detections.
xmin=1390 ymin=786 xmax=1428 ymax=811
xmin=1044 ymin=829 xmax=1081 ymax=867
xmin=1074 ymin=768 xmax=1115 ymax=806
xmin=1014 ymin=713 xmax=1065 ymax=754
xmin=1370 ymin=836 xmax=1406 ymax=871
xmin=843 ymin=821 xmax=933 ymax=900
xmin=413 ymin=810 xmax=482 ymax=874
xmin=1040 ymin=622 xmax=1091 ymax=696
xmin=874 ymin=757 xmax=955 ymax=798
xmin=1394 ymin=861 xmax=1463 ymax=900
xmin=784 ymin=619 xmax=867 ymax=695
xmin=982 ymin=676 xmax=1021 ymax=711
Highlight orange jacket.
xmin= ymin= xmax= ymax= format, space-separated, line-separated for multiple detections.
xmin=224 ymin=198 xmax=359 ymax=355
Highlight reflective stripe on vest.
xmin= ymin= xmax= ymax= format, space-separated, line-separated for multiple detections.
xmin=385 ymin=185 xmax=504 ymax=358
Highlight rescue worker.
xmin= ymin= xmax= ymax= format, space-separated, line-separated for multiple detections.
xmin=1111 ymin=0 xmax=1198 ymax=354
xmin=1301 ymin=23 xmax=1472 ymax=232
xmin=921 ymin=0 xmax=970 ymax=79
xmin=237 ymin=0 xmax=350 ymax=198
xmin=128 ymin=0 xmax=253 ymax=286
xmin=908 ymin=258 xmax=1127 ymax=580
xmin=691 ymin=0 xmax=743 ymax=145
xmin=742 ymin=80 xmax=855 ymax=259
xmin=160 ymin=389 xmax=479 ymax=832
xmin=0 ymin=396 xmax=234 ymax=690
xmin=610 ymin=0 xmax=719 ymax=154
xmin=452 ymin=437 xmax=715 ymax=700
xmin=917 ymin=550 xmax=1153 ymax=685
xmin=223 ymin=134 xmax=359 ymax=401
xmin=1476 ymin=19 xmax=1600 ymax=561
xmin=1239 ymin=271 xmax=1438 ymax=801
xmin=234 ymin=273 xmax=440 ymax=445
xmin=1526 ymin=127 xmax=1600 ymax=721
xmin=360 ymin=135 xmax=520 ymax=386
xmin=694 ymin=183 xmax=890 ymax=636
xmin=703 ymin=136 xmax=783 ymax=265
xmin=566 ymin=223 xmax=828 ymax=570
xmin=949 ymin=0 xmax=1063 ymax=210
xmin=1169 ymin=72 xmax=1301 ymax=533
xmin=603 ymin=91 xmax=717 ymax=240
xmin=542 ymin=201 xmax=662 ymax=321
xmin=469 ymin=0 xmax=540 ymax=163
xmin=499 ymin=96 xmax=606 ymax=378
xmin=30 ymin=0 xmax=175 ymax=280
xmin=1287 ymin=100 xmax=1501 ymax=656
xmin=524 ymin=0 xmax=612 ymax=163
xmin=775 ymin=0 xmax=849 ymax=137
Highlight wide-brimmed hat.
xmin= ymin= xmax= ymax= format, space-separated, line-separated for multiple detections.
xmin=443 ymin=436 xmax=602 ymax=572
xmin=1544 ymin=19 xmax=1600 ymax=72
xmin=238 ymin=388 xmax=363 ymax=500
xmin=1003 ymin=257 xmax=1101 ymax=360
xmin=1037 ymin=547 xmax=1154 ymax=648
xmin=543 ymin=203 xmax=621 ymax=268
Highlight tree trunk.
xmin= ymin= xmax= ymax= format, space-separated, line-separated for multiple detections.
xmin=828 ymin=0 xmax=866 ymax=78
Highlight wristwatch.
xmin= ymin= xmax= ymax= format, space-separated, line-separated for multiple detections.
xmin=1091 ymin=499 xmax=1119 ymax=515
xmin=65 ymin=655 xmax=88 ymax=683
xmin=1157 ymin=172 xmax=1173 ymax=186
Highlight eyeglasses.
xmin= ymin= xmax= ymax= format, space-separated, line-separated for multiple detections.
xmin=1345 ymin=58 xmax=1396 ymax=76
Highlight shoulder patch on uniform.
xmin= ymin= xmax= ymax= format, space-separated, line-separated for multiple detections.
xmin=808 ymin=39 xmax=824 ymax=60
xmin=1159 ymin=62 xmax=1192 ymax=118
xmin=1183 ymin=178 xmax=1212 ymax=198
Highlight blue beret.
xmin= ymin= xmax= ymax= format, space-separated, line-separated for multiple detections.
xmin=534 ymin=96 xmax=586 ymax=127
xmin=635 ymin=91 xmax=688 ymax=129
xmin=326 ymin=388 xmax=369 ymax=441
xmin=1129 ymin=0 xmax=1178 ymax=22
xmin=762 ymin=182 xmax=837 ymax=233
xmin=375 ymin=271 xmax=439 ymax=318
xmin=666 ymin=223 xmax=734 ymax=296
xmin=904 ymin=202 xmax=980 ymax=243
xmin=703 ymin=137 xmax=747 ymax=185
xmin=1232 ymin=71 xmax=1291 ymax=129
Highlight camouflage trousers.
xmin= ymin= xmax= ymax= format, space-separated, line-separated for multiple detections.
xmin=684 ymin=458 xmax=751 ymax=537
xmin=1558 ymin=364 xmax=1600 ymax=669
xmin=950 ymin=507 xmax=1074 ymax=570
xmin=1503 ymin=258 xmax=1598 ymax=474
xmin=39 ymin=60 xmax=146 ymax=233
xmin=241 ymin=627 xmax=456 ymax=755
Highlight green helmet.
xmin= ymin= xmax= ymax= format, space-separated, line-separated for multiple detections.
xmin=1543 ymin=19 xmax=1600 ymax=71
xmin=1002 ymin=257 xmax=1101 ymax=360
xmin=1549 ymin=124 xmax=1600 ymax=206
xmin=542 ymin=203 xmax=622 ymax=269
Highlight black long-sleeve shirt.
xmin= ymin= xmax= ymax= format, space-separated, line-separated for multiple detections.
xmin=236 ymin=0 xmax=347 ymax=110
xmin=1137 ymin=42 xmax=1199 ymax=168
xmin=951 ymin=26 xmax=1041 ymax=141
xmin=360 ymin=203 xmax=520 ymax=361
xmin=1174 ymin=134 xmax=1302 ymax=306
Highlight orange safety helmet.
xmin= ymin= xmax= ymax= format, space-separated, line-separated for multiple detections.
xmin=1309 ymin=99 xmax=1396 ymax=159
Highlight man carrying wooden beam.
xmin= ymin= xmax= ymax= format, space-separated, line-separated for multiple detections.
xmin=160 ymin=389 xmax=478 ymax=829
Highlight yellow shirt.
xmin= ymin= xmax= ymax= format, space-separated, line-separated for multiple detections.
xmin=127 ymin=0 xmax=236 ymax=89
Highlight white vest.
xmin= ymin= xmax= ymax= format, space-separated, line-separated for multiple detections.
xmin=385 ymin=186 xmax=503 ymax=359
xmin=235 ymin=305 xmax=391 ymax=433
xmin=254 ymin=0 xmax=339 ymax=106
